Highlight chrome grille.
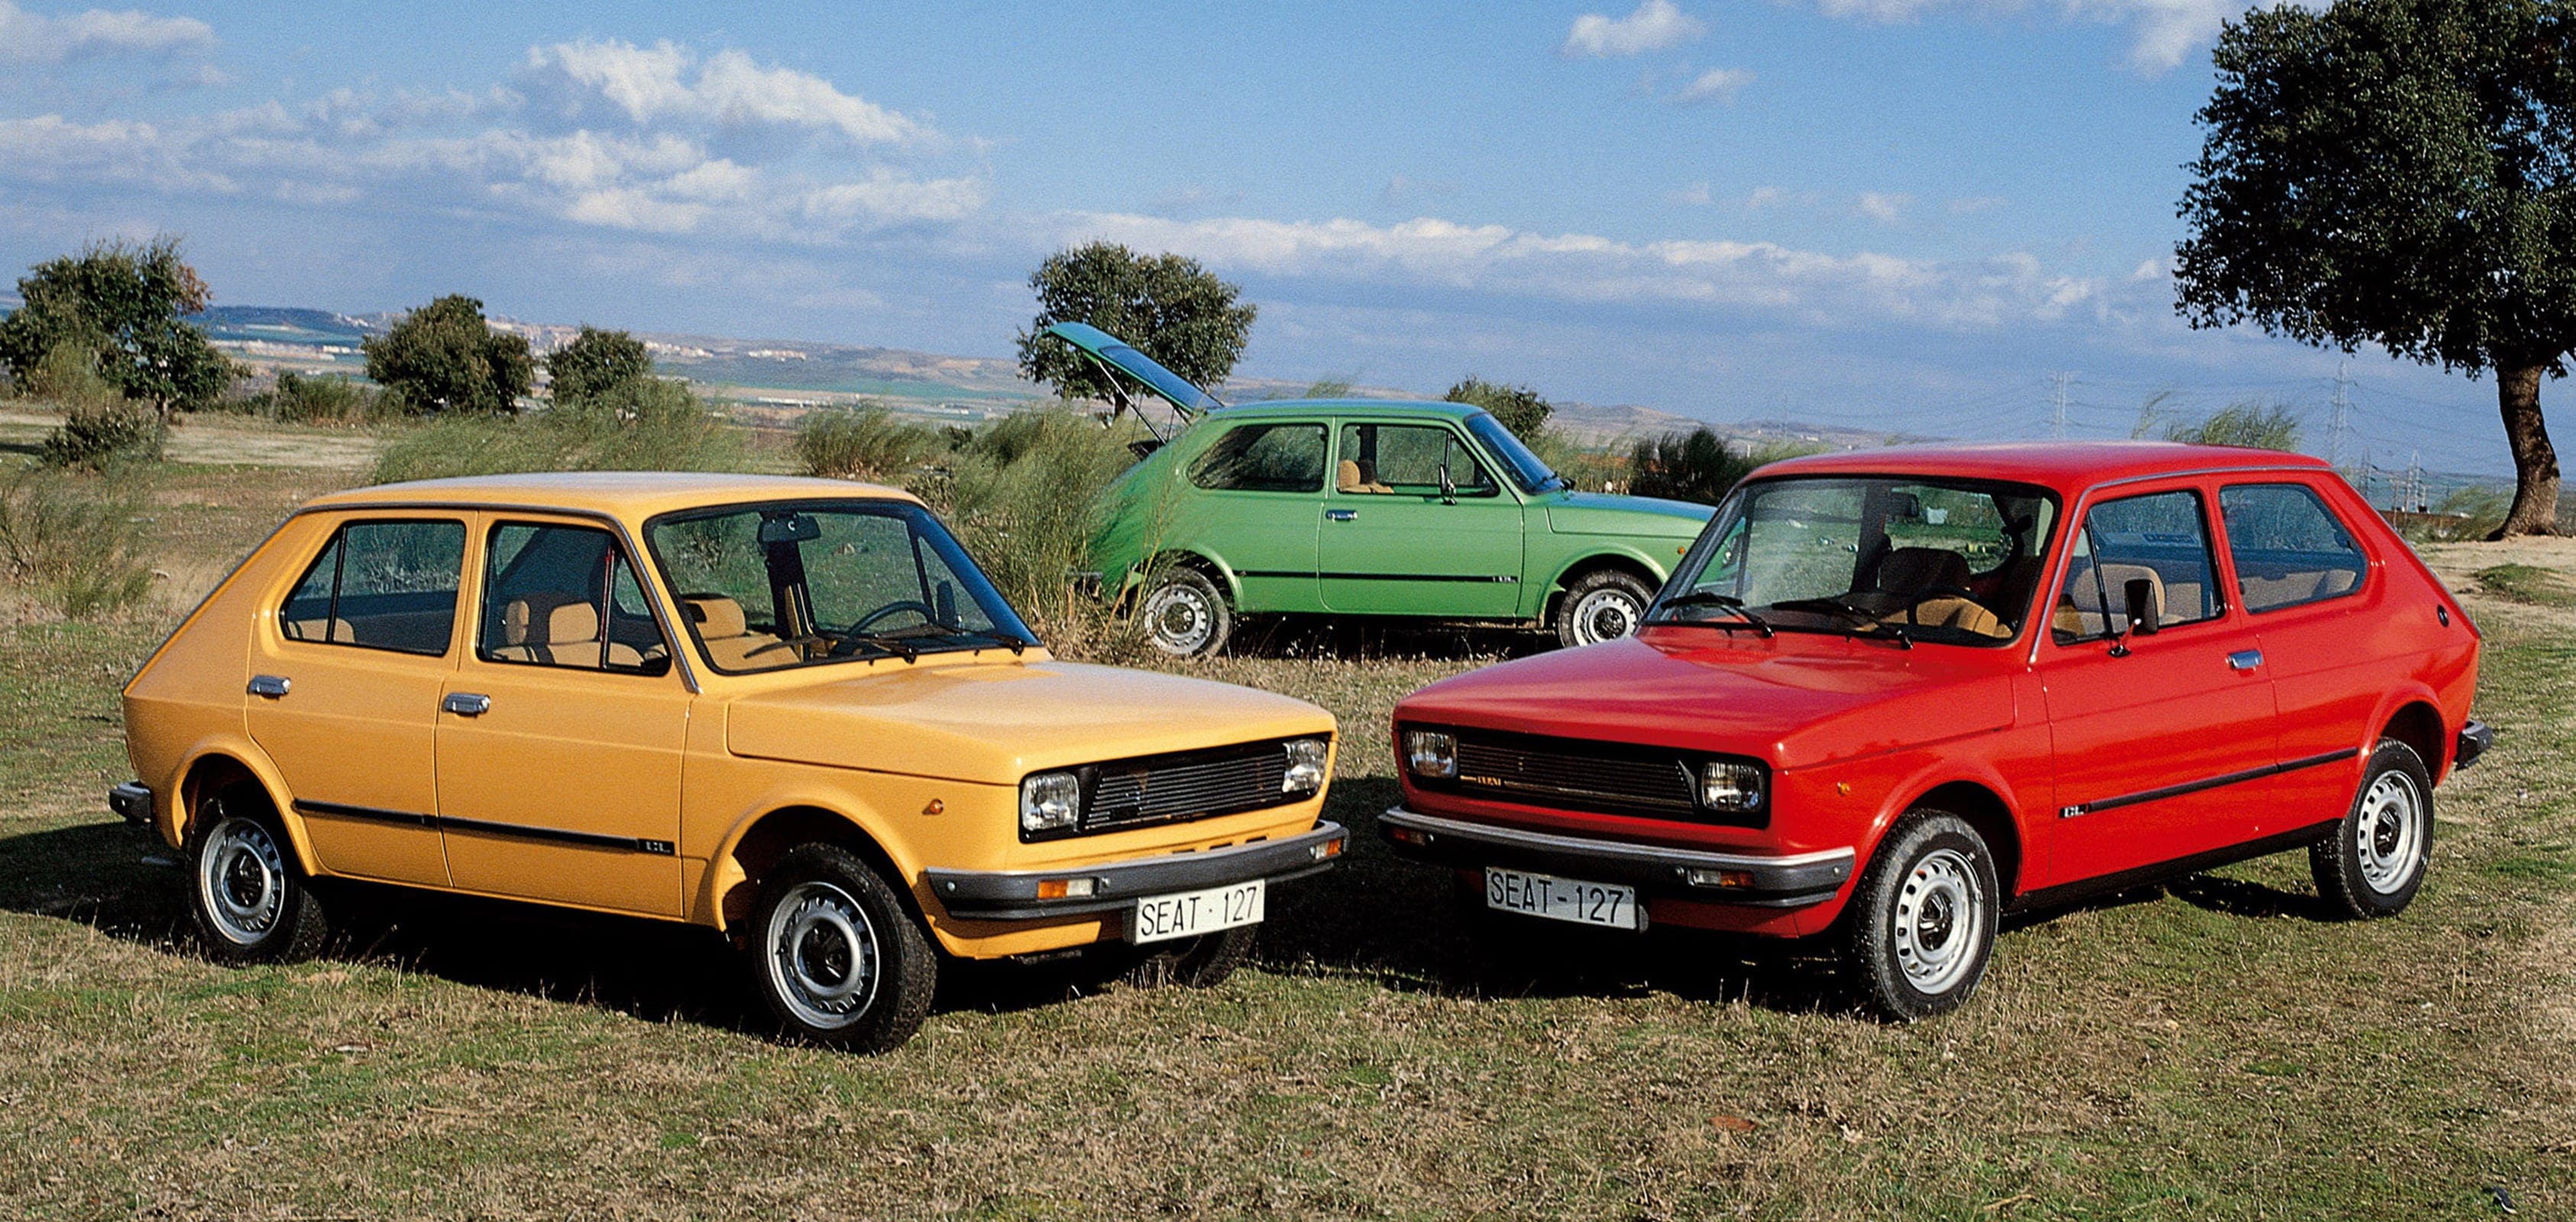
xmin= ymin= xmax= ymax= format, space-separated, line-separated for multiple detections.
xmin=1451 ymin=731 xmax=1700 ymax=817
xmin=1083 ymin=740 xmax=1293 ymax=833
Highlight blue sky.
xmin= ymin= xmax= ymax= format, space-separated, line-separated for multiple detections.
xmin=0 ymin=0 xmax=2525 ymax=477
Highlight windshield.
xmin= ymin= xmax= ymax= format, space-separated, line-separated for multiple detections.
xmin=645 ymin=499 xmax=1037 ymax=673
xmin=1461 ymin=411 xmax=1561 ymax=493
xmin=1654 ymin=475 xmax=2060 ymax=647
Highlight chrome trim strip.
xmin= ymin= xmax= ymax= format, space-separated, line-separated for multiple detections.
xmin=293 ymin=799 xmax=676 ymax=855
xmin=1380 ymin=807 xmax=1852 ymax=871
xmin=2061 ymin=746 xmax=2360 ymax=817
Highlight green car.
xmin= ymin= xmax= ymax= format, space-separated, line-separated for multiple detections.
xmin=1053 ymin=324 xmax=1714 ymax=657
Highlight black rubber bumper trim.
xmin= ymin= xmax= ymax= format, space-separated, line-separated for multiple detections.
xmin=923 ymin=822 xmax=1348 ymax=920
xmin=1377 ymin=807 xmax=1853 ymax=908
xmin=109 ymin=781 xmax=152 ymax=826
xmin=2456 ymin=719 xmax=2495 ymax=769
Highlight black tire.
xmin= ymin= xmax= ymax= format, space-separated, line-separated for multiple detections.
xmin=2311 ymin=739 xmax=2434 ymax=920
xmin=1555 ymin=568 xmax=1655 ymax=648
xmin=746 ymin=844 xmax=937 ymax=1053
xmin=1140 ymin=567 xmax=1231 ymax=658
xmin=1116 ymin=925 xmax=1256 ymax=989
xmin=1840 ymin=812 xmax=1999 ymax=1020
xmin=184 ymin=786 xmax=331 ymax=965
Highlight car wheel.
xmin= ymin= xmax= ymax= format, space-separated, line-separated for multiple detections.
xmin=1116 ymin=926 xmax=1256 ymax=989
xmin=1140 ymin=567 xmax=1231 ymax=658
xmin=185 ymin=787 xmax=331 ymax=964
xmin=2311 ymin=739 xmax=2433 ymax=919
xmin=1555 ymin=569 xmax=1655 ymax=648
xmin=1840 ymin=811 xmax=1998 ymax=1020
xmin=747 ymin=844 xmax=937 ymax=1053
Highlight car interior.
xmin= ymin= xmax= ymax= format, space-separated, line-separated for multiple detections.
xmin=279 ymin=520 xmax=465 ymax=656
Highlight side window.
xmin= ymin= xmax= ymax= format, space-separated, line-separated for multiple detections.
xmin=1336 ymin=423 xmax=1496 ymax=496
xmin=2221 ymin=483 xmax=2368 ymax=612
xmin=278 ymin=519 xmax=465 ymax=655
xmin=477 ymin=522 xmax=671 ymax=674
xmin=2051 ymin=490 xmax=2222 ymax=643
xmin=1189 ymin=423 xmax=1327 ymax=493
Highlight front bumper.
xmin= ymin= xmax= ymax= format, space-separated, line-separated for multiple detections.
xmin=108 ymin=781 xmax=152 ymax=826
xmin=2455 ymin=719 xmax=2495 ymax=770
xmin=1378 ymin=806 xmax=1853 ymax=908
xmin=923 ymin=821 xmax=1347 ymax=920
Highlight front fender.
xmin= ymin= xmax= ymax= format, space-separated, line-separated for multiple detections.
xmin=692 ymin=780 xmax=927 ymax=934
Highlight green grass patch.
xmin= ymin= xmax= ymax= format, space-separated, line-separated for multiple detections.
xmin=2477 ymin=563 xmax=2576 ymax=607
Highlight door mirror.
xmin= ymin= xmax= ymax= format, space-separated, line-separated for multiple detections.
xmin=1438 ymin=456 xmax=1457 ymax=504
xmin=2123 ymin=577 xmax=2160 ymax=635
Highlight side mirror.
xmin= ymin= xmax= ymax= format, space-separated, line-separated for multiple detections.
xmin=934 ymin=580 xmax=958 ymax=628
xmin=1438 ymin=457 xmax=1457 ymax=505
xmin=2123 ymin=577 xmax=2160 ymax=635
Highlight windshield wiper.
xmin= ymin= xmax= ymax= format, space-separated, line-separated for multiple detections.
xmin=830 ymin=630 xmax=919 ymax=662
xmin=1648 ymin=590 xmax=1773 ymax=637
xmin=1768 ymin=596 xmax=1914 ymax=649
xmin=934 ymin=626 xmax=1030 ymax=655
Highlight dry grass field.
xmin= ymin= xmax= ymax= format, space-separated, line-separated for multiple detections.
xmin=0 ymin=439 xmax=2570 ymax=1220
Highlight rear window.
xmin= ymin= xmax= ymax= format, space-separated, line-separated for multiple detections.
xmin=2221 ymin=483 xmax=2368 ymax=613
xmin=1189 ymin=422 xmax=1327 ymax=493
xmin=279 ymin=519 xmax=466 ymax=655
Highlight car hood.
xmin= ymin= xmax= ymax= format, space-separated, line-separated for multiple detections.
xmin=1393 ymin=630 xmax=2016 ymax=771
xmin=1543 ymin=491 xmax=1714 ymax=538
xmin=726 ymin=660 xmax=1335 ymax=784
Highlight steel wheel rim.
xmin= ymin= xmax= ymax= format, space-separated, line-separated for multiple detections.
xmin=197 ymin=816 xmax=286 ymax=945
xmin=766 ymin=881 xmax=880 ymax=1030
xmin=1143 ymin=581 xmax=1213 ymax=655
xmin=1892 ymin=847 xmax=1984 ymax=994
xmin=1571 ymin=587 xmax=1642 ymax=645
xmin=2355 ymin=770 xmax=2425 ymax=894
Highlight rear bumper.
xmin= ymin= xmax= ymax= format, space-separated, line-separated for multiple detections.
xmin=923 ymin=821 xmax=1347 ymax=921
xmin=1377 ymin=807 xmax=1853 ymax=908
xmin=108 ymin=781 xmax=152 ymax=827
xmin=2455 ymin=719 xmax=2495 ymax=770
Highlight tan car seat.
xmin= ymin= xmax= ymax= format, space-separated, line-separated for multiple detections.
xmin=1878 ymin=548 xmax=2009 ymax=638
xmin=1335 ymin=459 xmax=1393 ymax=495
xmin=490 ymin=593 xmax=643 ymax=668
xmin=681 ymin=593 xmax=790 ymax=670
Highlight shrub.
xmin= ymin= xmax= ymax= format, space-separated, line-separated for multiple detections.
xmin=371 ymin=377 xmax=742 ymax=484
xmin=0 ymin=465 xmax=154 ymax=618
xmin=794 ymin=405 xmax=941 ymax=481
xmin=2164 ymin=402 xmax=2302 ymax=451
xmin=917 ymin=410 xmax=1141 ymax=652
xmin=546 ymin=326 xmax=653 ymax=406
xmin=32 ymin=345 xmax=166 ymax=470
xmin=267 ymin=370 xmax=383 ymax=425
xmin=1627 ymin=427 xmax=1799 ymax=505
xmin=1443 ymin=376 xmax=1554 ymax=438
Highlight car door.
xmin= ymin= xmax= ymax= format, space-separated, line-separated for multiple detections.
xmin=434 ymin=516 xmax=690 ymax=916
xmin=244 ymin=514 xmax=467 ymax=887
xmin=1172 ymin=419 xmax=1326 ymax=612
xmin=2036 ymin=483 xmax=2281 ymax=884
xmin=1318 ymin=420 xmax=1525 ymax=616
xmin=2218 ymin=479 xmax=2380 ymax=831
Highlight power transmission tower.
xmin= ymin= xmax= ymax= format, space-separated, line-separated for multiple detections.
xmin=2406 ymin=448 xmax=2425 ymax=512
xmin=2050 ymin=372 xmax=2073 ymax=441
xmin=2327 ymin=362 xmax=2353 ymax=474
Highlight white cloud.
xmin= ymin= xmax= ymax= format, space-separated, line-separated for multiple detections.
xmin=1563 ymin=0 xmax=1707 ymax=57
xmin=1745 ymin=185 xmax=1792 ymax=209
xmin=0 ymin=0 xmax=212 ymax=63
xmin=1669 ymin=66 xmax=1752 ymax=105
xmin=2131 ymin=257 xmax=2166 ymax=280
xmin=1856 ymin=192 xmax=1911 ymax=223
xmin=1669 ymin=181 xmax=1714 ymax=205
xmin=524 ymin=38 xmax=931 ymax=144
xmin=1803 ymin=0 xmax=2248 ymax=73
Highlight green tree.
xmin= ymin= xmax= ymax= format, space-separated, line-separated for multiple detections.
xmin=363 ymin=295 xmax=534 ymax=415
xmin=546 ymin=325 xmax=652 ymax=406
xmin=1443 ymin=376 xmax=1555 ymax=438
xmin=2175 ymin=0 xmax=2576 ymax=536
xmin=0 ymin=237 xmax=231 ymax=414
xmin=1015 ymin=243 xmax=1256 ymax=402
xmin=1628 ymin=427 xmax=1769 ymax=505
xmin=2163 ymin=402 xmax=2304 ymax=451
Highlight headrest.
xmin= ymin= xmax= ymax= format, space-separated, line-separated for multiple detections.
xmin=546 ymin=600 xmax=600 ymax=645
xmin=503 ymin=593 xmax=595 ymax=646
xmin=684 ymin=593 xmax=747 ymax=638
xmin=1879 ymin=548 xmax=1971 ymax=597
xmin=1336 ymin=459 xmax=1366 ymax=493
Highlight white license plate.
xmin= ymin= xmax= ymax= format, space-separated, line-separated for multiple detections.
xmin=1130 ymin=879 xmax=1266 ymax=944
xmin=1485 ymin=868 xmax=1642 ymax=930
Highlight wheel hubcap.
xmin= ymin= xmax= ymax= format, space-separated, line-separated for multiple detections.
xmin=1570 ymin=587 xmax=1642 ymax=645
xmin=197 ymin=816 xmax=286 ymax=945
xmin=766 ymin=881 xmax=880 ymax=1030
xmin=1143 ymin=583 xmax=1213 ymax=655
xmin=1892 ymin=847 xmax=1984 ymax=994
xmin=2355 ymin=771 xmax=2425 ymax=894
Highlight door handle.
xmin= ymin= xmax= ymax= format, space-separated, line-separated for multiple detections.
xmin=2227 ymin=649 xmax=2264 ymax=672
xmin=442 ymin=692 xmax=492 ymax=716
xmin=247 ymin=674 xmax=291 ymax=698
xmin=1325 ymin=509 xmax=1357 ymax=522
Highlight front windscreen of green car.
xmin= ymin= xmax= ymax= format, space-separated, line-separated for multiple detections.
xmin=1656 ymin=475 xmax=2060 ymax=647
xmin=1462 ymin=412 xmax=1564 ymax=494
xmin=645 ymin=499 xmax=1038 ymax=674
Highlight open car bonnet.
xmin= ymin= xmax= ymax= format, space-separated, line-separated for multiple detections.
xmin=1043 ymin=322 xmax=1224 ymax=419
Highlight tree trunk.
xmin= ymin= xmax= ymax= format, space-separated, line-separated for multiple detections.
xmin=2492 ymin=363 xmax=2562 ymax=538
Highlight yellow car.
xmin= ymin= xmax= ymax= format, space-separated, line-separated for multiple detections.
xmin=115 ymin=473 xmax=1343 ymax=1052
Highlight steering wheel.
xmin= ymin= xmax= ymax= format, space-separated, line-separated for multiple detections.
xmin=826 ymin=600 xmax=940 ymax=656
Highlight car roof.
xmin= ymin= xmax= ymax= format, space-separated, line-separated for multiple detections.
xmin=303 ymin=471 xmax=920 ymax=519
xmin=1205 ymin=398 xmax=1480 ymax=422
xmin=1750 ymin=440 xmax=2330 ymax=493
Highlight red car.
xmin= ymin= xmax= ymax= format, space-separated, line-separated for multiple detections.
xmin=1382 ymin=441 xmax=2490 ymax=1018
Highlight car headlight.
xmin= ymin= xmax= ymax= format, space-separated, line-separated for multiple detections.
xmin=1019 ymin=771 xmax=1080 ymax=836
xmin=1283 ymin=738 xmax=1329 ymax=794
xmin=1403 ymin=729 xmax=1456 ymax=779
xmin=1700 ymin=760 xmax=1766 ymax=813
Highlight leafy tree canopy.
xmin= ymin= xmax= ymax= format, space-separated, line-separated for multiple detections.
xmin=547 ymin=325 xmax=653 ymax=406
xmin=363 ymin=295 xmax=534 ymax=415
xmin=2174 ymin=0 xmax=2576 ymax=534
xmin=1015 ymin=243 xmax=1256 ymax=403
xmin=1443 ymin=376 xmax=1555 ymax=438
xmin=0 ymin=236 xmax=231 ymax=413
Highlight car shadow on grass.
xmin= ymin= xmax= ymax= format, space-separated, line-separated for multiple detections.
xmin=1222 ymin=615 xmax=1556 ymax=663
